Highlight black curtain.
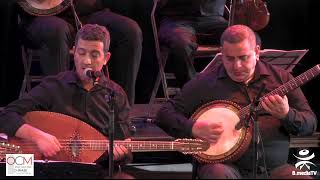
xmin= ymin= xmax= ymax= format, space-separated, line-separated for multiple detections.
xmin=259 ymin=0 xmax=319 ymax=131
xmin=0 ymin=1 xmax=23 ymax=106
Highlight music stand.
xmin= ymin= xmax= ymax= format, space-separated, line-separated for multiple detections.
xmin=200 ymin=52 xmax=222 ymax=74
xmin=201 ymin=49 xmax=309 ymax=73
xmin=259 ymin=49 xmax=309 ymax=72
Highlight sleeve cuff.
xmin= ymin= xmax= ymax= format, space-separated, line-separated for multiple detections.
xmin=281 ymin=108 xmax=294 ymax=123
xmin=5 ymin=119 xmax=25 ymax=137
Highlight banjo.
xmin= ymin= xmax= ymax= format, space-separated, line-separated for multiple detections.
xmin=192 ymin=64 xmax=320 ymax=164
xmin=17 ymin=0 xmax=73 ymax=16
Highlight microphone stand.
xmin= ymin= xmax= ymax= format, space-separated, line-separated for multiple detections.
xmin=104 ymin=91 xmax=115 ymax=178
xmin=70 ymin=0 xmax=83 ymax=31
xmin=248 ymin=84 xmax=265 ymax=178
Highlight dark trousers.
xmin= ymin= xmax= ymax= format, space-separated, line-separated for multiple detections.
xmin=197 ymin=163 xmax=313 ymax=179
xmin=158 ymin=16 xmax=228 ymax=87
xmin=22 ymin=9 xmax=142 ymax=105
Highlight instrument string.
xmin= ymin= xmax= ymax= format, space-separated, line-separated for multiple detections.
xmin=9 ymin=140 xmax=186 ymax=150
xmin=239 ymin=64 xmax=320 ymax=121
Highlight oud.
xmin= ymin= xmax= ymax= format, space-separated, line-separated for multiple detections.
xmin=8 ymin=111 xmax=209 ymax=163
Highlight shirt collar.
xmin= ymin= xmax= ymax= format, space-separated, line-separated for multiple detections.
xmin=64 ymin=71 xmax=78 ymax=83
xmin=65 ymin=71 xmax=109 ymax=88
xmin=253 ymin=61 xmax=272 ymax=80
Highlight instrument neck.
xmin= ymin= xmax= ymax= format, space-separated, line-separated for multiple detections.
xmin=239 ymin=64 xmax=320 ymax=120
xmin=56 ymin=140 xmax=180 ymax=152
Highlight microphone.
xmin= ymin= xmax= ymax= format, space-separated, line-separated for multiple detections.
xmin=83 ymin=68 xmax=102 ymax=79
xmin=235 ymin=84 xmax=266 ymax=130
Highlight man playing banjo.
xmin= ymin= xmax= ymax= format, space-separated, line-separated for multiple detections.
xmin=156 ymin=24 xmax=317 ymax=179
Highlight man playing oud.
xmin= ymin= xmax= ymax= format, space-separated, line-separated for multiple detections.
xmin=156 ymin=25 xmax=317 ymax=179
xmin=0 ymin=24 xmax=135 ymax=178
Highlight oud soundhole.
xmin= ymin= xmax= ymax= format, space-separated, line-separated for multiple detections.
xmin=68 ymin=131 xmax=82 ymax=161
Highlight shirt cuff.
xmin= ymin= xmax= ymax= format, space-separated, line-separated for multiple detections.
xmin=281 ymin=108 xmax=294 ymax=123
xmin=280 ymin=108 xmax=299 ymax=135
xmin=6 ymin=118 xmax=26 ymax=137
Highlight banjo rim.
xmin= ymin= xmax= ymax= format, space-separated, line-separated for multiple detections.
xmin=18 ymin=0 xmax=72 ymax=16
xmin=191 ymin=100 xmax=252 ymax=163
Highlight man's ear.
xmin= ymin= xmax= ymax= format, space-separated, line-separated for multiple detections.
xmin=71 ymin=46 xmax=76 ymax=55
xmin=104 ymin=52 xmax=111 ymax=65
xmin=255 ymin=45 xmax=261 ymax=61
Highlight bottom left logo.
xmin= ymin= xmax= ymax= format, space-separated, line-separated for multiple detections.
xmin=6 ymin=154 xmax=34 ymax=176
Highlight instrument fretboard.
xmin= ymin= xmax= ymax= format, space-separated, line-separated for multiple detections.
xmin=239 ymin=64 xmax=320 ymax=119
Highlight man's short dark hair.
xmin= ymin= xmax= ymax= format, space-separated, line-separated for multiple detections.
xmin=75 ymin=24 xmax=111 ymax=53
xmin=220 ymin=25 xmax=257 ymax=48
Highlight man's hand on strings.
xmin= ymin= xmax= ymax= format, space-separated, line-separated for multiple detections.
xmin=261 ymin=95 xmax=289 ymax=119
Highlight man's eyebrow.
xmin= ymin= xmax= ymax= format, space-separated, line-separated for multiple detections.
xmin=226 ymin=54 xmax=250 ymax=58
xmin=91 ymin=50 xmax=101 ymax=54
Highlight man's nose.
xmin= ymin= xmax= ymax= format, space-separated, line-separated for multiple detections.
xmin=233 ymin=59 xmax=242 ymax=68
xmin=83 ymin=56 xmax=92 ymax=64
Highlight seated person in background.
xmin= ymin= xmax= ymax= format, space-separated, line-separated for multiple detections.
xmin=0 ymin=24 xmax=135 ymax=178
xmin=158 ymin=0 xmax=228 ymax=87
xmin=156 ymin=25 xmax=317 ymax=179
xmin=17 ymin=0 xmax=142 ymax=105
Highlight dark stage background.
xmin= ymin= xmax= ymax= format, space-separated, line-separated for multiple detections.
xmin=0 ymin=0 xmax=319 ymax=130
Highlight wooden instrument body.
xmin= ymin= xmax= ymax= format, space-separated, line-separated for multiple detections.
xmin=230 ymin=0 xmax=270 ymax=31
xmin=9 ymin=111 xmax=106 ymax=163
xmin=8 ymin=111 xmax=210 ymax=163
xmin=1 ymin=142 xmax=22 ymax=161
